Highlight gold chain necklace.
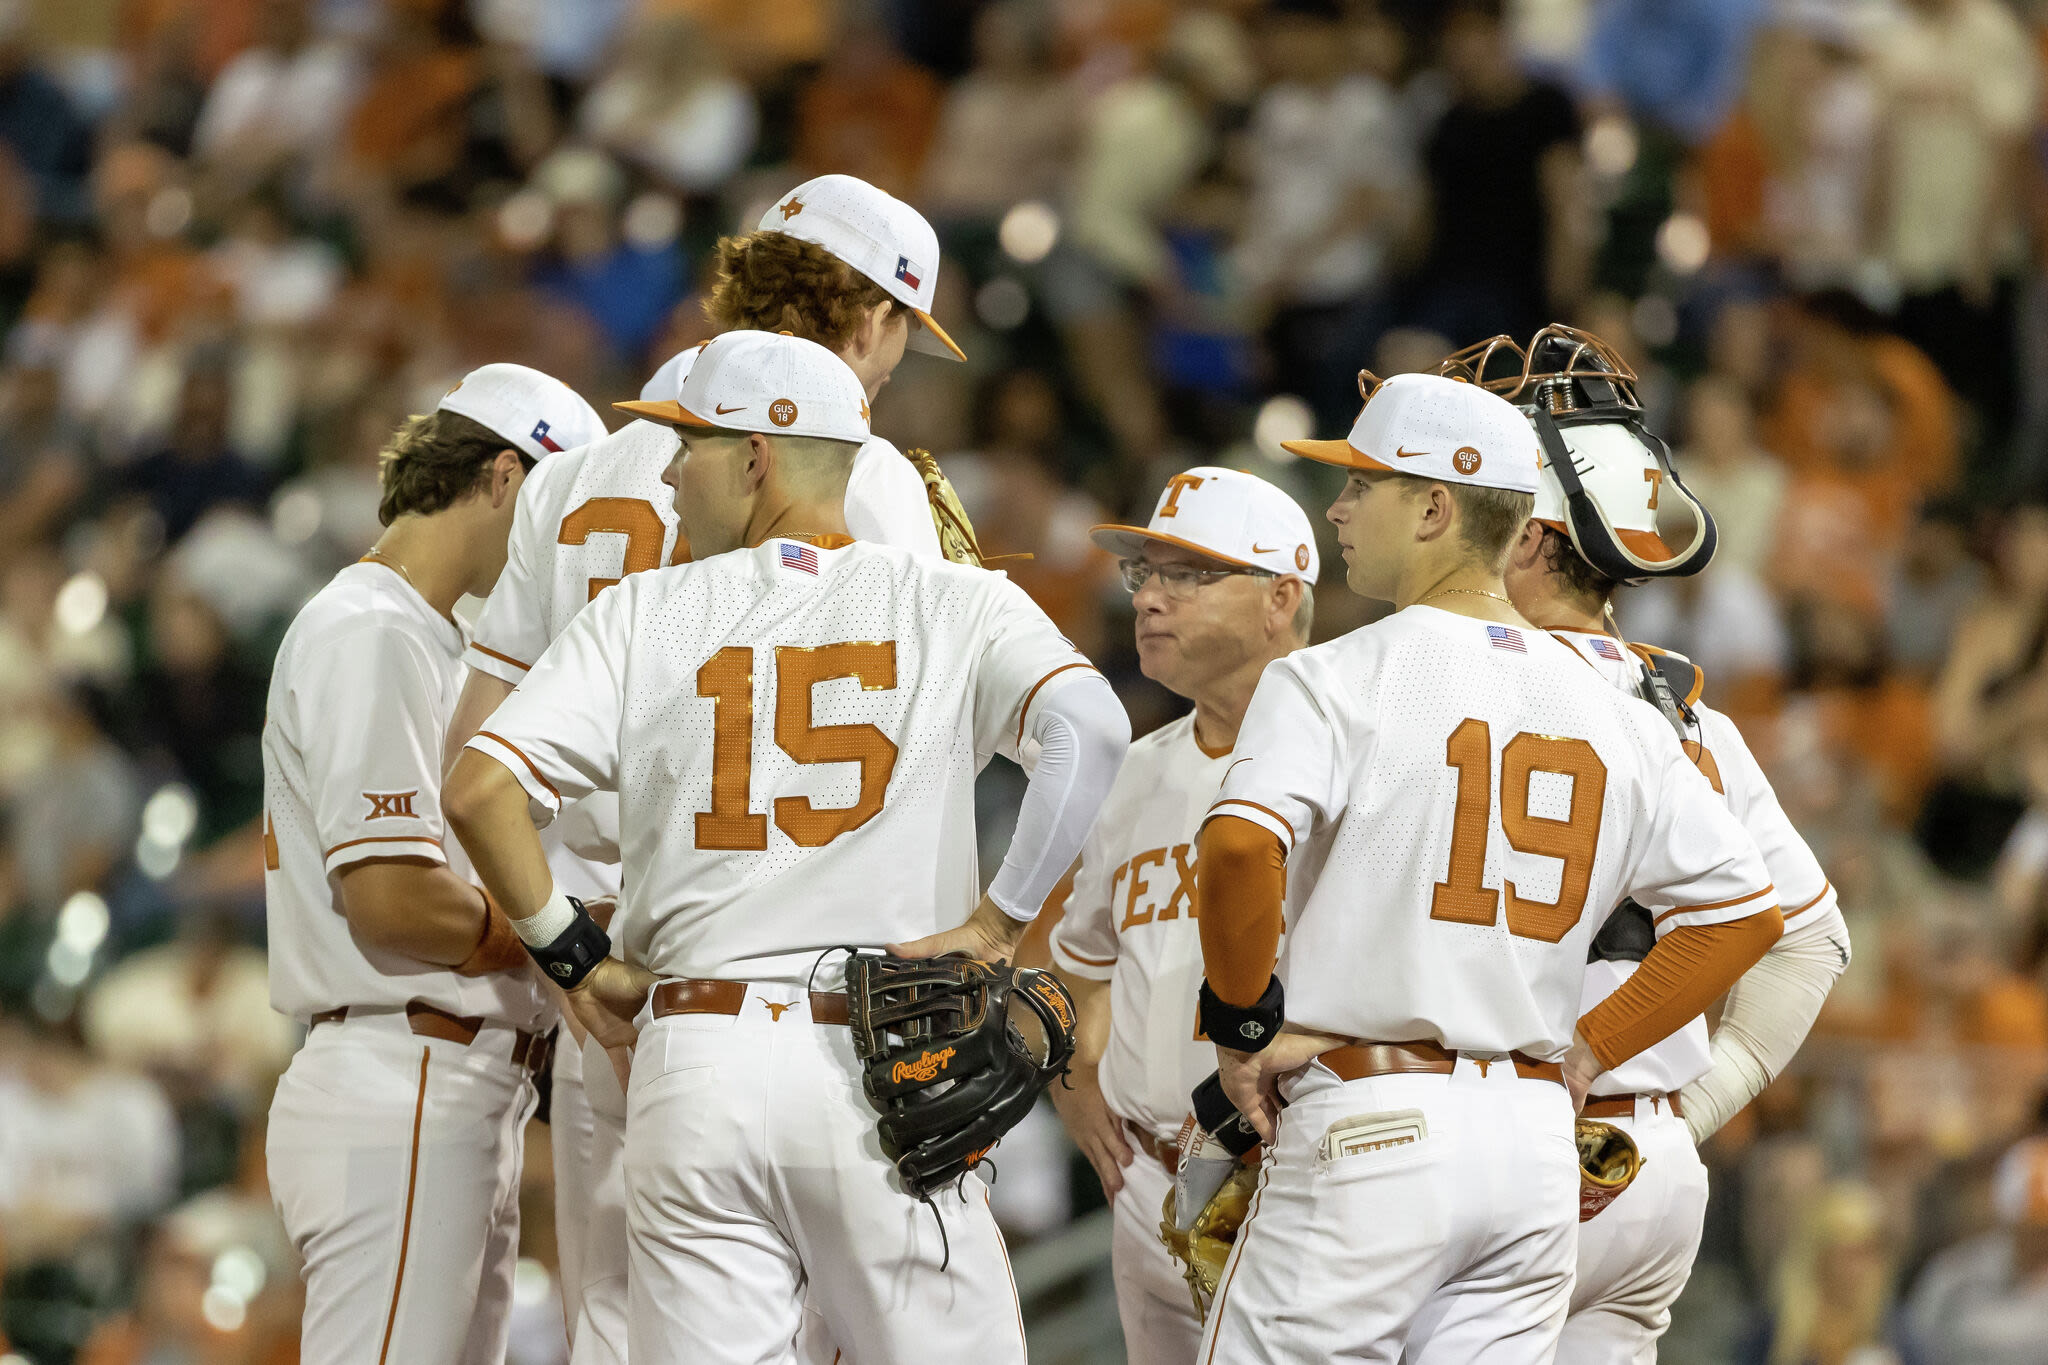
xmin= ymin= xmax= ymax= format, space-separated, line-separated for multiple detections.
xmin=362 ymin=547 xmax=419 ymax=590
xmin=1418 ymin=586 xmax=1513 ymax=608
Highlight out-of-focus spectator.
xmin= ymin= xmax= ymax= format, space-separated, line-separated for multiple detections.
xmin=6 ymin=686 xmax=138 ymax=912
xmin=527 ymin=145 xmax=685 ymax=364
xmin=0 ymin=2 xmax=93 ymax=224
xmin=1235 ymin=0 xmax=1413 ymax=431
xmin=1678 ymin=373 xmax=1786 ymax=581
xmin=1869 ymin=0 xmax=2038 ymax=448
xmin=0 ymin=1014 xmax=180 ymax=1266
xmin=1408 ymin=0 xmax=1589 ymax=342
xmin=1583 ymin=0 xmax=1766 ymax=146
xmin=921 ymin=0 xmax=1076 ymax=222
xmin=1745 ymin=1180 xmax=1899 ymax=1365
xmin=0 ymin=352 xmax=88 ymax=557
xmin=191 ymin=0 xmax=356 ymax=193
xmin=1903 ymin=1136 xmax=2048 ymax=1365
xmin=1928 ymin=503 xmax=2048 ymax=874
xmin=83 ymin=910 xmax=294 ymax=1108
xmin=795 ymin=23 xmax=943 ymax=201
xmin=121 ymin=364 xmax=271 ymax=543
xmin=579 ymin=13 xmax=757 ymax=193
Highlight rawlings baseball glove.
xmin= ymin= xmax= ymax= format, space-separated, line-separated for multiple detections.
xmin=902 ymin=447 xmax=997 ymax=567
xmin=1576 ymin=1117 xmax=1642 ymax=1221
xmin=1160 ymin=1162 xmax=1258 ymax=1319
xmin=846 ymin=953 xmax=1078 ymax=1199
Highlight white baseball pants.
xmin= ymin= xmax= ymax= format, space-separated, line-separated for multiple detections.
xmin=268 ymin=1010 xmax=535 ymax=1365
xmin=1112 ymin=1138 xmax=1205 ymax=1365
xmin=1198 ymin=1058 xmax=1578 ymax=1365
xmin=622 ymin=984 xmax=1028 ymax=1365
xmin=1557 ymin=1102 xmax=1707 ymax=1364
xmin=556 ymin=1033 xmax=632 ymax=1365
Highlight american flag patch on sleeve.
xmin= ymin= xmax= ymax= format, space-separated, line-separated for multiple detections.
xmin=1487 ymin=624 xmax=1526 ymax=653
xmin=779 ymin=542 xmax=820 ymax=575
xmin=1591 ymin=637 xmax=1625 ymax=661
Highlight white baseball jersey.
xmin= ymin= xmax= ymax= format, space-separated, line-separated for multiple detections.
xmin=467 ymin=537 xmax=1096 ymax=986
xmin=1550 ymin=628 xmax=1837 ymax=1095
xmin=1050 ymin=714 xmax=1300 ymax=1141
xmin=1209 ymin=606 xmax=1774 ymax=1060
xmin=263 ymin=562 xmax=550 ymax=1028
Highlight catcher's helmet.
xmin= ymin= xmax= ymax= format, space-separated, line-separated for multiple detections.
xmin=1434 ymin=325 xmax=1718 ymax=584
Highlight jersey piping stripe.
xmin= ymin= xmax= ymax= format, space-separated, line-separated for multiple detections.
xmin=325 ymin=834 xmax=445 ymax=857
xmin=1652 ymin=883 xmax=1775 ymax=924
xmin=1201 ymin=1155 xmax=1271 ymax=1365
xmin=1014 ymin=661 xmax=1099 ymax=746
xmin=468 ymin=641 xmax=532 ymax=673
xmin=476 ymin=731 xmax=561 ymax=802
xmin=1206 ymin=799 xmax=1296 ymax=851
xmin=1053 ymin=938 xmax=1117 ymax=968
xmin=1780 ymin=881 xmax=1833 ymax=922
xmin=984 ymin=1189 xmax=1027 ymax=1355
xmin=377 ymin=1047 xmax=430 ymax=1365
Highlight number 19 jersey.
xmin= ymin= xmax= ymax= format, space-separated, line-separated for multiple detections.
xmin=1209 ymin=606 xmax=1773 ymax=1061
xmin=466 ymin=538 xmax=1096 ymax=986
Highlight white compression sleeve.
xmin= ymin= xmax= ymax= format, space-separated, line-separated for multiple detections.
xmin=1678 ymin=902 xmax=1851 ymax=1142
xmin=987 ymin=674 xmax=1130 ymax=920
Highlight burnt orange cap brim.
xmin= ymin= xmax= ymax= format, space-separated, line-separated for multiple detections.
xmin=613 ymin=400 xmax=716 ymax=427
xmin=1534 ymin=517 xmax=1675 ymax=562
xmin=1279 ymin=438 xmax=1395 ymax=471
xmin=1087 ymin=523 xmax=1260 ymax=569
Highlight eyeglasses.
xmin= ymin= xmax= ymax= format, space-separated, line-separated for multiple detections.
xmin=1118 ymin=558 xmax=1272 ymax=599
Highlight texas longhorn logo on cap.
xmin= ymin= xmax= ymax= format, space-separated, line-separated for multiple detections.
xmin=779 ymin=199 xmax=804 ymax=221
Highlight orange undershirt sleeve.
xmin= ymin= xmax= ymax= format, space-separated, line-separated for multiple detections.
xmin=1579 ymin=909 xmax=1784 ymax=1071
xmin=1195 ymin=814 xmax=1289 ymax=1006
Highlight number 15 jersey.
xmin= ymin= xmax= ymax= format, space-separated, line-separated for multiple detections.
xmin=1209 ymin=605 xmax=1773 ymax=1061
xmin=466 ymin=537 xmax=1096 ymax=986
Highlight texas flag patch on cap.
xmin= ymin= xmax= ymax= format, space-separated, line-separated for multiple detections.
xmin=1487 ymin=624 xmax=1527 ymax=653
xmin=779 ymin=541 xmax=820 ymax=575
xmin=895 ymin=256 xmax=921 ymax=290
xmin=530 ymin=419 xmax=563 ymax=453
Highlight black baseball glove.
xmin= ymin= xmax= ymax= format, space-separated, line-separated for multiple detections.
xmin=846 ymin=952 xmax=1078 ymax=1199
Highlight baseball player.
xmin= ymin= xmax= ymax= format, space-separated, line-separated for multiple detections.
xmin=263 ymin=365 xmax=606 ymax=1365
xmin=1189 ymin=372 xmax=1784 ymax=1363
xmin=440 ymin=330 xmax=1130 ymax=1365
xmin=439 ymin=171 xmax=969 ymax=1362
xmin=1470 ymin=326 xmax=1851 ymax=1361
xmin=1020 ymin=467 xmax=1319 ymax=1364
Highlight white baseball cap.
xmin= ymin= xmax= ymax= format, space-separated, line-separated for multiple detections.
xmin=1282 ymin=373 xmax=1541 ymax=494
xmin=760 ymin=174 xmax=966 ymax=363
xmin=1091 ymin=466 xmax=1320 ymax=583
xmin=437 ymin=363 xmax=607 ymax=462
xmin=613 ymin=330 xmax=870 ymax=445
xmin=639 ymin=344 xmax=706 ymax=404
xmin=1532 ymin=422 xmax=1679 ymax=564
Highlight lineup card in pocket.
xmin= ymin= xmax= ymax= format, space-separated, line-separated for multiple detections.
xmin=1321 ymin=1110 xmax=1429 ymax=1163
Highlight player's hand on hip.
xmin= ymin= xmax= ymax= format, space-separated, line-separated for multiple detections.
xmin=568 ymin=959 xmax=655 ymax=1055
xmin=1050 ymin=1062 xmax=1134 ymax=1201
xmin=1563 ymin=1033 xmax=1604 ymax=1112
xmin=1216 ymin=1028 xmax=1342 ymax=1143
xmin=888 ymin=895 xmax=1028 ymax=964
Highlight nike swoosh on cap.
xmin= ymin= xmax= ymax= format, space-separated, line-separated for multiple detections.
xmin=715 ymin=404 xmax=745 ymax=415
xmin=1251 ymin=544 xmax=1280 ymax=554
xmin=1394 ymin=446 xmax=1427 ymax=458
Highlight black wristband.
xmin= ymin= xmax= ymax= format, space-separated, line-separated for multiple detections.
xmin=525 ymin=895 xmax=612 ymax=992
xmin=1198 ymin=975 xmax=1284 ymax=1054
xmin=1191 ymin=1071 xmax=1263 ymax=1157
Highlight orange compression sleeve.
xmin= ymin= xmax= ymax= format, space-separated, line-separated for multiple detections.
xmin=1195 ymin=814 xmax=1288 ymax=1006
xmin=1579 ymin=909 xmax=1784 ymax=1071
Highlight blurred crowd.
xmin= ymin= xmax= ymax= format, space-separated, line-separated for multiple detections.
xmin=4 ymin=0 xmax=2048 ymax=1360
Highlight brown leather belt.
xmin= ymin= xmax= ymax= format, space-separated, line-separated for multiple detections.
xmin=309 ymin=1001 xmax=546 ymax=1071
xmin=1583 ymin=1091 xmax=1683 ymax=1120
xmin=1127 ymin=1121 xmax=1179 ymax=1174
xmin=650 ymin=978 xmax=850 ymax=1026
xmin=1321 ymin=1039 xmax=1564 ymax=1087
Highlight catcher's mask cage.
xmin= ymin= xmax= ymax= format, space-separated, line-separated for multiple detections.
xmin=1414 ymin=324 xmax=1718 ymax=585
